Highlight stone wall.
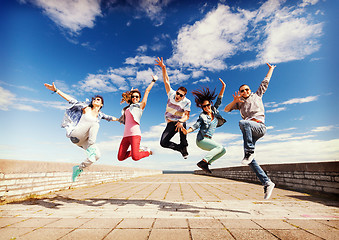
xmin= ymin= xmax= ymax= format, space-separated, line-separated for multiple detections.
xmin=0 ymin=159 xmax=162 ymax=201
xmin=195 ymin=161 xmax=339 ymax=196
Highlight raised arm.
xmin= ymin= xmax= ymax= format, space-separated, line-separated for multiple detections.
xmin=265 ymin=63 xmax=276 ymax=80
xmin=140 ymin=75 xmax=157 ymax=110
xmin=155 ymin=57 xmax=171 ymax=94
xmin=44 ymin=82 xmax=73 ymax=102
xmin=218 ymin=78 xmax=226 ymax=97
xmin=224 ymin=91 xmax=243 ymax=112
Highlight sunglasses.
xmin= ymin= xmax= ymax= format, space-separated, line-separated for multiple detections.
xmin=176 ymin=92 xmax=185 ymax=98
xmin=202 ymin=103 xmax=211 ymax=108
xmin=131 ymin=95 xmax=140 ymax=99
xmin=240 ymin=88 xmax=250 ymax=93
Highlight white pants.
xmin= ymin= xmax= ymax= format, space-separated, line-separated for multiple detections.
xmin=70 ymin=122 xmax=101 ymax=169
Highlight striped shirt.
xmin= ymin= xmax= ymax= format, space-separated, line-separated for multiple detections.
xmin=165 ymin=88 xmax=191 ymax=122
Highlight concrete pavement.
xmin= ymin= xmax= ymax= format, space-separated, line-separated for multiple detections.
xmin=0 ymin=174 xmax=338 ymax=239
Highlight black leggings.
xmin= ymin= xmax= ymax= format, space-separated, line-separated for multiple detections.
xmin=160 ymin=121 xmax=188 ymax=152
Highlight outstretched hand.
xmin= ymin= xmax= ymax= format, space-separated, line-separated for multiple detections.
xmin=44 ymin=82 xmax=57 ymax=92
xmin=175 ymin=121 xmax=184 ymax=132
xmin=155 ymin=57 xmax=165 ymax=68
xmin=266 ymin=62 xmax=276 ymax=70
xmin=233 ymin=91 xmax=244 ymax=103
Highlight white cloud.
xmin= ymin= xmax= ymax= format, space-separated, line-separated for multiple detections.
xmin=137 ymin=45 xmax=148 ymax=53
xmin=134 ymin=68 xmax=156 ymax=87
xmin=0 ymin=87 xmax=40 ymax=112
xmin=125 ymin=55 xmax=156 ymax=65
xmin=191 ymin=70 xmax=204 ymax=79
xmin=167 ymin=69 xmax=191 ymax=85
xmin=78 ymin=73 xmax=120 ymax=93
xmin=126 ymin=0 xmax=173 ymax=26
xmin=169 ymin=4 xmax=250 ymax=71
xmin=0 ymin=87 xmax=16 ymax=111
xmin=311 ymin=125 xmax=336 ymax=132
xmin=0 ymin=81 xmax=36 ymax=92
xmin=169 ymin=1 xmax=323 ymax=71
xmin=300 ymin=0 xmax=319 ymax=7
xmin=266 ymin=107 xmax=286 ymax=113
xmin=192 ymin=77 xmax=211 ymax=85
xmin=256 ymin=17 xmax=323 ymax=65
xmin=265 ymin=95 xmax=319 ymax=112
xmin=25 ymin=0 xmax=102 ymax=34
xmin=254 ymin=0 xmax=283 ymax=23
xmin=281 ymin=95 xmax=319 ymax=105
xmin=257 ymin=139 xmax=339 ymax=164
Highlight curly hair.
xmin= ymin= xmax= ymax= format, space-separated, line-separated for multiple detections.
xmin=120 ymin=89 xmax=142 ymax=105
xmin=192 ymin=87 xmax=217 ymax=109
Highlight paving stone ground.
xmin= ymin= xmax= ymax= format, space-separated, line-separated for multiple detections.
xmin=0 ymin=174 xmax=338 ymax=239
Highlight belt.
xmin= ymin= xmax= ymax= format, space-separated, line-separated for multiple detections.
xmin=251 ymin=118 xmax=263 ymax=124
xmin=204 ymin=135 xmax=212 ymax=139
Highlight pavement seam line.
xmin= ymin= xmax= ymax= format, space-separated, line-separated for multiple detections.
xmin=250 ymin=219 xmax=281 ymax=239
xmin=218 ymin=219 xmax=236 ymax=240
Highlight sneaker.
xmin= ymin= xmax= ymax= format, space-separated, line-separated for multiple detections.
xmin=140 ymin=146 xmax=152 ymax=155
xmin=86 ymin=146 xmax=97 ymax=162
xmin=72 ymin=165 xmax=83 ymax=182
xmin=241 ymin=152 xmax=255 ymax=165
xmin=180 ymin=146 xmax=189 ymax=159
xmin=197 ymin=160 xmax=212 ymax=174
xmin=264 ymin=182 xmax=275 ymax=200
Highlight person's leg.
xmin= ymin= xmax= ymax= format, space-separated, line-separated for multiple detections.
xmin=196 ymin=138 xmax=226 ymax=164
xmin=239 ymin=120 xmax=266 ymax=165
xmin=249 ymin=160 xmax=275 ymax=199
xmin=130 ymin=135 xmax=150 ymax=161
xmin=71 ymin=123 xmax=98 ymax=182
xmin=117 ymin=137 xmax=132 ymax=161
xmin=249 ymin=160 xmax=270 ymax=185
xmin=160 ymin=122 xmax=181 ymax=151
xmin=179 ymin=122 xmax=189 ymax=158
xmin=79 ymin=144 xmax=101 ymax=169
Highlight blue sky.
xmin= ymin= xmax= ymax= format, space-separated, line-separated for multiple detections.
xmin=1 ymin=0 xmax=338 ymax=171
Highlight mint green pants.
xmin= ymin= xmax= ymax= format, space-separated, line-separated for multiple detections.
xmin=196 ymin=137 xmax=226 ymax=164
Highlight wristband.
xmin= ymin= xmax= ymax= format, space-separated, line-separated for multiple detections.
xmin=52 ymin=88 xmax=58 ymax=94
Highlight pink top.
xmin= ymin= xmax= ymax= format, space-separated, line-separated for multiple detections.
xmin=123 ymin=108 xmax=141 ymax=137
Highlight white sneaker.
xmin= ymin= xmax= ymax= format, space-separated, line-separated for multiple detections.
xmin=264 ymin=182 xmax=275 ymax=200
xmin=241 ymin=152 xmax=255 ymax=165
xmin=140 ymin=146 xmax=152 ymax=155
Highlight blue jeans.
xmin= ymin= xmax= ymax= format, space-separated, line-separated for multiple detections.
xmin=239 ymin=120 xmax=270 ymax=185
xmin=239 ymin=120 xmax=266 ymax=153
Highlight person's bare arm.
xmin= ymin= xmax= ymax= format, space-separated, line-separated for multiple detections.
xmin=139 ymin=75 xmax=157 ymax=110
xmin=224 ymin=91 xmax=243 ymax=112
xmin=155 ymin=57 xmax=171 ymax=94
xmin=44 ymin=82 xmax=73 ymax=102
xmin=265 ymin=62 xmax=276 ymax=80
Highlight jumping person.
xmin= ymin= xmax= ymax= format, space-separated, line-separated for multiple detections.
xmin=224 ymin=63 xmax=276 ymax=200
xmin=155 ymin=57 xmax=191 ymax=159
xmin=181 ymin=78 xmax=227 ymax=173
xmin=44 ymin=82 xmax=119 ymax=182
xmin=117 ymin=75 xmax=157 ymax=161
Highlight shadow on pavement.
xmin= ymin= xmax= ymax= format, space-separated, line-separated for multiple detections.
xmin=286 ymin=194 xmax=339 ymax=208
xmin=9 ymin=195 xmax=250 ymax=215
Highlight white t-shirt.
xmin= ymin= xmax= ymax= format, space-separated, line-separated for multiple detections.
xmin=165 ymin=88 xmax=191 ymax=122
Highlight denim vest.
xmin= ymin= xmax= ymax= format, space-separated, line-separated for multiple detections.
xmin=61 ymin=98 xmax=114 ymax=137
xmin=190 ymin=96 xmax=227 ymax=142
xmin=118 ymin=103 xmax=143 ymax=125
